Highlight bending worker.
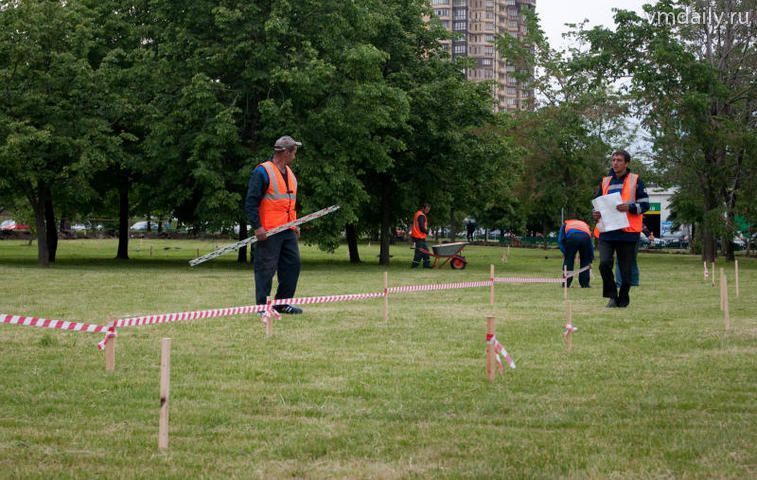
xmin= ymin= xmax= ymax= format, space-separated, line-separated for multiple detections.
xmin=592 ymin=149 xmax=649 ymax=308
xmin=244 ymin=135 xmax=303 ymax=314
xmin=557 ymin=216 xmax=593 ymax=288
xmin=411 ymin=202 xmax=432 ymax=269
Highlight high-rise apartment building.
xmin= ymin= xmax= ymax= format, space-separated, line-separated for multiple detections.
xmin=430 ymin=0 xmax=535 ymax=111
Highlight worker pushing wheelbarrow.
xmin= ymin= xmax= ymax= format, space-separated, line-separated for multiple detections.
xmin=419 ymin=242 xmax=469 ymax=269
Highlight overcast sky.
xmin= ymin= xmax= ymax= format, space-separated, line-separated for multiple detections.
xmin=536 ymin=0 xmax=652 ymax=154
xmin=537 ymin=0 xmax=649 ymax=51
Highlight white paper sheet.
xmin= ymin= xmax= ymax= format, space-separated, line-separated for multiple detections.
xmin=592 ymin=192 xmax=629 ymax=232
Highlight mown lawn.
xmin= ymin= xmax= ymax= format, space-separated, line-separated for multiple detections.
xmin=1 ymin=239 xmax=755 ymax=479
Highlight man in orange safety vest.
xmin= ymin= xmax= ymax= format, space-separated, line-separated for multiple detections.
xmin=411 ymin=202 xmax=432 ymax=268
xmin=592 ymin=150 xmax=649 ymax=308
xmin=245 ymin=135 xmax=303 ymax=315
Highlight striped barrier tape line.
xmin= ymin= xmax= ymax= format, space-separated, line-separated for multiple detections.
xmin=270 ymin=292 xmax=386 ymax=306
xmin=564 ymin=264 xmax=592 ymax=278
xmin=114 ymin=304 xmax=272 ymax=328
xmin=1 ymin=313 xmax=108 ymax=334
xmin=387 ymin=280 xmax=493 ymax=294
xmin=494 ymin=276 xmax=563 ymax=284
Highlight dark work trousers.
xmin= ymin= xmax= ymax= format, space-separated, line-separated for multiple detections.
xmin=254 ymin=229 xmax=300 ymax=305
xmin=616 ymin=239 xmax=641 ymax=287
xmin=412 ymin=238 xmax=430 ymax=267
xmin=563 ymin=234 xmax=593 ymax=288
xmin=598 ymin=239 xmax=636 ymax=306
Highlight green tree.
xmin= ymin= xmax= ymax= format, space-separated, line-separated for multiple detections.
xmin=578 ymin=0 xmax=756 ymax=261
xmin=0 ymin=0 xmax=111 ymax=266
xmin=498 ymin=9 xmax=628 ymax=241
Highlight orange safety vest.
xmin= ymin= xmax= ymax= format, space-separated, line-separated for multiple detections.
xmin=564 ymin=219 xmax=591 ymax=236
xmin=411 ymin=210 xmax=428 ymax=240
xmin=598 ymin=172 xmax=643 ymax=233
xmin=259 ymin=161 xmax=297 ymax=231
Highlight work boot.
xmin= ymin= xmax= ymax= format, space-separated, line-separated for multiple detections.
xmin=423 ymin=263 xmax=432 ymax=269
xmin=606 ymin=298 xmax=618 ymax=308
xmin=275 ymin=305 xmax=303 ymax=314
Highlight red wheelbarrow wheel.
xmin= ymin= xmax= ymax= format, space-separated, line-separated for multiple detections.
xmin=450 ymin=256 xmax=467 ymax=269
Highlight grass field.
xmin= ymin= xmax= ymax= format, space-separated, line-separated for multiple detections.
xmin=1 ymin=239 xmax=755 ymax=479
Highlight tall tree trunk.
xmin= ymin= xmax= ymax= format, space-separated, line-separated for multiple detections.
xmin=237 ymin=219 xmax=248 ymax=263
xmin=346 ymin=223 xmax=361 ymax=263
xmin=542 ymin=219 xmax=548 ymax=249
xmin=44 ymin=196 xmax=57 ymax=263
xmin=30 ymin=190 xmax=49 ymax=267
xmin=379 ymin=175 xmax=391 ymax=265
xmin=722 ymin=234 xmax=735 ymax=262
xmin=702 ymin=231 xmax=716 ymax=263
xmin=116 ymin=174 xmax=130 ymax=260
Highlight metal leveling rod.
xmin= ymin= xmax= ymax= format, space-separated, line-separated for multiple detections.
xmin=189 ymin=205 xmax=340 ymax=267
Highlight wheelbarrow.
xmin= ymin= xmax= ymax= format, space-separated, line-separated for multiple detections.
xmin=419 ymin=241 xmax=469 ymax=269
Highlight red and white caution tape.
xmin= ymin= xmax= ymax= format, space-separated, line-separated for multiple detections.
xmin=97 ymin=324 xmax=118 ymax=350
xmin=1 ymin=313 xmax=109 ymax=334
xmin=270 ymin=291 xmax=385 ymax=306
xmin=494 ymin=276 xmax=563 ymax=284
xmin=564 ymin=264 xmax=592 ymax=279
xmin=486 ymin=333 xmax=516 ymax=373
xmin=114 ymin=304 xmax=271 ymax=328
xmin=563 ymin=322 xmax=577 ymax=337
xmin=387 ymin=280 xmax=493 ymax=294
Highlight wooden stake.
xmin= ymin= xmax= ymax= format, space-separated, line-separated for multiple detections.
xmin=383 ymin=272 xmax=389 ymax=322
xmin=265 ymin=296 xmax=273 ymax=337
xmin=149 ymin=245 xmax=153 ymax=257
xmin=489 ymin=264 xmax=495 ymax=307
xmin=105 ymin=333 xmax=116 ymax=372
xmin=486 ymin=316 xmax=496 ymax=382
xmin=723 ymin=273 xmax=731 ymax=331
xmin=711 ymin=262 xmax=716 ymax=287
xmin=196 ymin=248 xmax=200 ymax=258
xmin=563 ymin=266 xmax=568 ymax=300
xmin=158 ymin=338 xmax=171 ymax=451
xmin=564 ymin=301 xmax=573 ymax=352
xmin=720 ymin=268 xmax=725 ymax=311
xmin=735 ymin=260 xmax=740 ymax=298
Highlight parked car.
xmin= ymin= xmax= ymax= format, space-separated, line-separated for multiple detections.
xmin=130 ymin=220 xmax=172 ymax=232
xmin=0 ymin=219 xmax=31 ymax=232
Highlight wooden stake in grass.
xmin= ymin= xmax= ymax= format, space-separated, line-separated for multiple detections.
xmin=563 ymin=266 xmax=568 ymax=300
xmin=149 ymin=246 xmax=153 ymax=257
xmin=196 ymin=248 xmax=200 ymax=258
xmin=265 ymin=296 xmax=273 ymax=338
xmin=105 ymin=318 xmax=116 ymax=372
xmin=158 ymin=338 xmax=171 ymax=451
xmin=563 ymin=301 xmax=574 ymax=352
xmin=711 ymin=262 xmax=716 ymax=287
xmin=486 ymin=316 xmax=496 ymax=382
xmin=720 ymin=268 xmax=725 ymax=311
xmin=383 ymin=272 xmax=389 ymax=322
xmin=489 ymin=264 xmax=495 ymax=307
xmin=735 ymin=259 xmax=740 ymax=298
xmin=723 ymin=272 xmax=731 ymax=331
